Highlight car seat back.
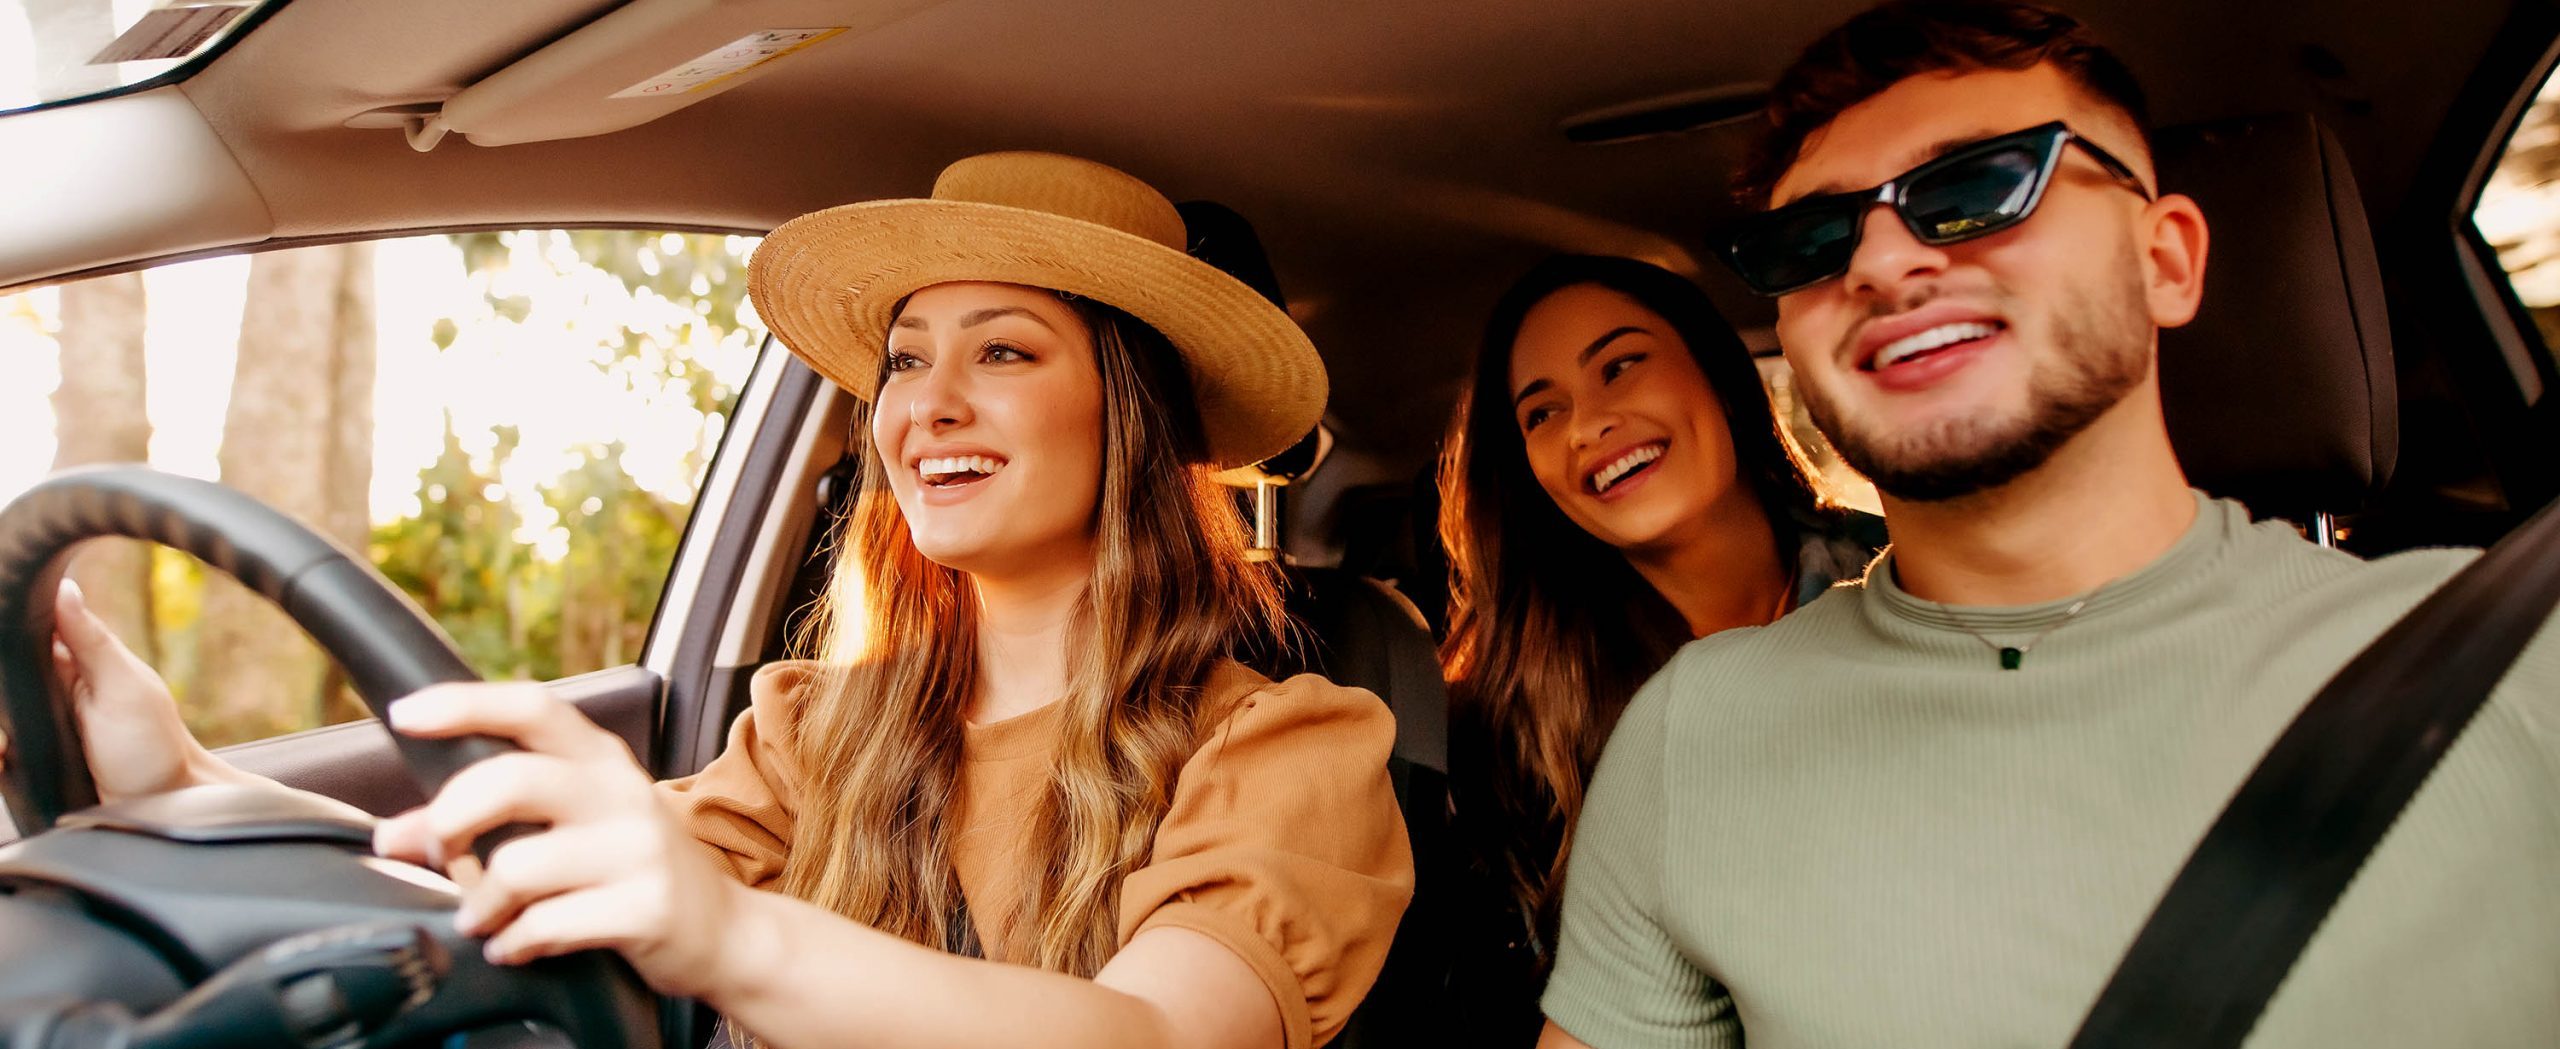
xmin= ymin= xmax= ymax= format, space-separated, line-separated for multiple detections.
xmin=2154 ymin=114 xmax=2397 ymax=530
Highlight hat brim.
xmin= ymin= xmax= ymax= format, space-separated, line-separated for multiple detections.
xmin=749 ymin=199 xmax=1327 ymax=470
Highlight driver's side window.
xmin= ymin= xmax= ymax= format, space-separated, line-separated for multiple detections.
xmin=1 ymin=230 xmax=762 ymax=747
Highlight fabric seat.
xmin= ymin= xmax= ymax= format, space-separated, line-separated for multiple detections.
xmin=1256 ymin=565 xmax=1453 ymax=1049
xmin=2153 ymin=113 xmax=2397 ymax=526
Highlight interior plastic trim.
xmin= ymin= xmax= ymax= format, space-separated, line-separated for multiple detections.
xmin=0 ymin=86 xmax=274 ymax=289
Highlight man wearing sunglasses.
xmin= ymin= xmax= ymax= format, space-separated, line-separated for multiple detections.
xmin=1536 ymin=2 xmax=2560 ymax=1048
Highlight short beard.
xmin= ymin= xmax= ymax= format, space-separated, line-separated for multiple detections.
xmin=1805 ymin=265 xmax=2152 ymax=504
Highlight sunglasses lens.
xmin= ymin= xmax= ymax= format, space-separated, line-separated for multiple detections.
xmin=1903 ymin=145 xmax=2046 ymax=242
xmin=1728 ymin=203 xmax=1862 ymax=295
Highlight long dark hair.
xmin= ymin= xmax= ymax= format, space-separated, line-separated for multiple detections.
xmin=1439 ymin=254 xmax=1831 ymax=951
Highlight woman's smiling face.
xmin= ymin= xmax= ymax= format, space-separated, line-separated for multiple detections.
xmin=872 ymin=281 xmax=1106 ymax=580
xmin=1506 ymin=282 xmax=1744 ymax=555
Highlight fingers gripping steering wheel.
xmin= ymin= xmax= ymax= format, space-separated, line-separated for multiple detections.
xmin=0 ymin=467 xmax=660 ymax=1049
xmin=0 ymin=467 xmax=505 ymax=832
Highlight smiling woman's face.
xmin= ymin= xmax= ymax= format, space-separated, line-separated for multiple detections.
xmin=1507 ymin=282 xmax=1742 ymax=555
xmin=872 ymin=281 xmax=1106 ymax=581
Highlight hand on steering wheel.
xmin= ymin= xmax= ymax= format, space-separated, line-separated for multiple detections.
xmin=0 ymin=467 xmax=665 ymax=1049
xmin=373 ymin=684 xmax=754 ymax=1001
xmin=11 ymin=580 xmax=230 ymax=800
xmin=30 ymin=571 xmax=743 ymax=998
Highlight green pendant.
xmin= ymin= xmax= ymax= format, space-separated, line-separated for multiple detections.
xmin=2000 ymin=647 xmax=2024 ymax=670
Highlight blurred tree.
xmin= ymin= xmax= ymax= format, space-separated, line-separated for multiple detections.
xmin=9 ymin=224 xmax=760 ymax=748
xmin=248 ymin=229 xmax=763 ymax=716
xmin=46 ymin=274 xmax=156 ymax=658
xmin=28 ymin=0 xmax=156 ymax=659
xmin=453 ymin=229 xmax=746 ymax=416
xmin=190 ymin=244 xmax=377 ymax=745
xmin=417 ymin=230 xmax=751 ymax=679
xmin=542 ymin=442 xmax=685 ymax=675
xmin=373 ymin=420 xmax=559 ymax=681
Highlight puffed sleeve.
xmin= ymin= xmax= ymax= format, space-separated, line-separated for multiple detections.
xmin=655 ymin=660 xmax=822 ymax=891
xmin=1116 ymin=669 xmax=1415 ymax=1049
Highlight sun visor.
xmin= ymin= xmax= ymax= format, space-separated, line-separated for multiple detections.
xmin=414 ymin=0 xmax=943 ymax=150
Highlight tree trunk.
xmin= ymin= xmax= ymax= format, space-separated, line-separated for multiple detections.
xmin=319 ymin=245 xmax=377 ymax=725
xmin=48 ymin=273 xmax=159 ymax=663
xmin=30 ymin=0 xmax=158 ymax=662
xmin=193 ymin=245 xmax=377 ymax=744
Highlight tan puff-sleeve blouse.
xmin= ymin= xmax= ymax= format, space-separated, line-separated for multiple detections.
xmin=654 ymin=659 xmax=1415 ymax=1049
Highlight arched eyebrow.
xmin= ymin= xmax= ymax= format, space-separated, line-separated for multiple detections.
xmin=1510 ymin=325 xmax=1647 ymax=409
xmin=892 ymin=306 xmax=1061 ymax=332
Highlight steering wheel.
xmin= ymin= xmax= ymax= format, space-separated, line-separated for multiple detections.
xmin=0 ymin=466 xmax=661 ymax=1049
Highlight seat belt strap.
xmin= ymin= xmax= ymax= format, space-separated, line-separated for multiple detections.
xmin=2067 ymin=497 xmax=2560 ymax=1049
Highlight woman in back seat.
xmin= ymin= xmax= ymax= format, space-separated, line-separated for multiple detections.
xmin=1436 ymin=255 xmax=1882 ymax=1044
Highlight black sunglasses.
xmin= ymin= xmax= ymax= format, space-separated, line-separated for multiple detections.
xmin=1716 ymin=121 xmax=2153 ymax=297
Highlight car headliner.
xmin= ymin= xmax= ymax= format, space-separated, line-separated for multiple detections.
xmin=0 ymin=0 xmax=2525 ymax=515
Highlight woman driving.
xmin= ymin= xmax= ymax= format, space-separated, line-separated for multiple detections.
xmin=36 ymin=152 xmax=1413 ymax=1049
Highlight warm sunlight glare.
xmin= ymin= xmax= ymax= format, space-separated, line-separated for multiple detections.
xmin=2477 ymin=74 xmax=2560 ymax=307
xmin=1 ymin=233 xmax=763 ymax=562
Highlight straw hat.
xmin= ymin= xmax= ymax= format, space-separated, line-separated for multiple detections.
xmin=749 ymin=152 xmax=1327 ymax=469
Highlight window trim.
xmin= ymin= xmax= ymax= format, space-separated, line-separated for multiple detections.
xmin=640 ymin=344 xmax=822 ymax=776
xmin=2453 ymin=25 xmax=2560 ymax=406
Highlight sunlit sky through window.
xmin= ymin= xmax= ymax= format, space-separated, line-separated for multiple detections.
xmin=2478 ymin=73 xmax=2560 ymax=307
xmin=0 ymin=234 xmax=763 ymax=561
xmin=3 ymin=0 xmax=239 ymax=113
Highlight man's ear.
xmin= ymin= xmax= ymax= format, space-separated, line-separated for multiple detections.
xmin=2143 ymin=193 xmax=2209 ymax=328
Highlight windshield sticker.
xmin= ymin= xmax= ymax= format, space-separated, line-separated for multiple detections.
xmin=610 ymin=28 xmax=850 ymax=100
xmin=86 ymin=3 xmax=250 ymax=65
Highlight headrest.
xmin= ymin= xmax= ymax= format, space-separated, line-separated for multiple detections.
xmin=1177 ymin=200 xmax=1290 ymax=309
xmin=1179 ymin=200 xmax=1332 ymax=488
xmin=2154 ymin=114 xmax=2396 ymax=522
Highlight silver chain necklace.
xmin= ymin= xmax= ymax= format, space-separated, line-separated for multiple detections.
xmin=1930 ymin=592 xmax=2100 ymax=670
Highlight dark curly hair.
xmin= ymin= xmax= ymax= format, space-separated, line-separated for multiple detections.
xmin=1733 ymin=0 xmax=2150 ymax=208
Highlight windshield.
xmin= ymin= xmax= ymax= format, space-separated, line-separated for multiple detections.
xmin=1 ymin=0 xmax=274 ymax=115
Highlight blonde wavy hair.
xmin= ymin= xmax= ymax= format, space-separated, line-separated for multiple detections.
xmin=779 ymin=294 xmax=1287 ymax=975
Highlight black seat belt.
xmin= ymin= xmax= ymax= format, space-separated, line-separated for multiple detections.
xmin=2067 ymin=497 xmax=2560 ymax=1049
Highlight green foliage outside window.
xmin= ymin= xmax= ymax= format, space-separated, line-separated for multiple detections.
xmin=17 ymin=228 xmax=761 ymax=747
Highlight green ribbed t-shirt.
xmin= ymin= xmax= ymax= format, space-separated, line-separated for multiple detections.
xmin=1542 ymin=493 xmax=2560 ymax=1048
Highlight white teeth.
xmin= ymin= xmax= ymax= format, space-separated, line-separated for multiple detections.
xmin=1590 ymin=444 xmax=1665 ymax=494
xmin=918 ymin=455 xmax=1006 ymax=482
xmin=1874 ymin=321 xmax=1999 ymax=369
